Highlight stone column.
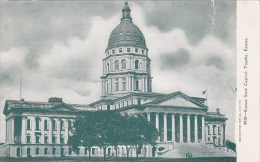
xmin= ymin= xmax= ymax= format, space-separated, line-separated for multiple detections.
xmin=187 ymin=115 xmax=191 ymax=143
xmin=194 ymin=115 xmax=198 ymax=143
xmin=64 ymin=119 xmax=69 ymax=144
xmin=172 ymin=114 xmax=175 ymax=142
xmin=128 ymin=77 xmax=131 ymax=92
xmin=40 ymin=117 xmax=45 ymax=143
xmin=179 ymin=114 xmax=183 ymax=143
xmin=21 ymin=116 xmax=27 ymax=144
xmin=132 ymin=77 xmax=134 ymax=91
xmin=57 ymin=119 xmax=61 ymax=144
xmin=201 ymin=116 xmax=205 ymax=143
xmin=223 ymin=124 xmax=226 ymax=146
xmin=164 ymin=113 xmax=167 ymax=142
xmin=205 ymin=124 xmax=208 ymax=142
xmin=48 ymin=118 xmax=52 ymax=143
xmin=147 ymin=113 xmax=150 ymax=122
xmin=155 ymin=113 xmax=159 ymax=141
xmin=30 ymin=117 xmax=35 ymax=144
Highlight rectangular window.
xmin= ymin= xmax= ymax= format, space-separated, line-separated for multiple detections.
xmin=36 ymin=136 xmax=40 ymax=143
xmin=127 ymin=48 xmax=130 ymax=52
xmin=112 ymin=49 xmax=115 ymax=54
xmin=115 ymin=79 xmax=119 ymax=91
xmin=52 ymin=135 xmax=56 ymax=144
xmin=52 ymin=148 xmax=56 ymax=155
xmin=135 ymin=80 xmax=139 ymax=91
xmin=35 ymin=148 xmax=40 ymax=155
xmin=208 ymin=137 xmax=210 ymax=141
xmin=52 ymin=120 xmax=56 ymax=130
xmin=60 ymin=120 xmax=64 ymax=130
xmin=122 ymin=78 xmax=126 ymax=91
xmin=60 ymin=137 xmax=64 ymax=144
xmin=27 ymin=135 xmax=31 ymax=143
xmin=142 ymin=49 xmax=145 ymax=54
xmin=138 ymin=99 xmax=141 ymax=105
xmin=44 ymin=120 xmax=48 ymax=131
xmin=27 ymin=148 xmax=31 ymax=156
xmin=119 ymin=48 xmax=122 ymax=53
xmin=35 ymin=118 xmax=40 ymax=130
xmin=27 ymin=119 xmax=31 ymax=130
xmin=122 ymin=82 xmax=126 ymax=91
xmin=61 ymin=148 xmax=65 ymax=156
xmin=135 ymin=48 xmax=138 ymax=53
xmin=208 ymin=126 xmax=211 ymax=135
xmin=44 ymin=136 xmax=48 ymax=143
xmin=44 ymin=148 xmax=48 ymax=155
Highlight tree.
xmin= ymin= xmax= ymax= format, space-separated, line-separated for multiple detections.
xmin=68 ymin=111 xmax=159 ymax=160
xmin=68 ymin=112 xmax=99 ymax=159
xmin=226 ymin=140 xmax=236 ymax=152
xmin=121 ymin=113 xmax=159 ymax=158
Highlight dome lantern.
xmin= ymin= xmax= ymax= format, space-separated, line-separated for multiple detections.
xmin=121 ymin=1 xmax=132 ymax=22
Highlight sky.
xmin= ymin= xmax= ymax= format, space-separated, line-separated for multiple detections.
xmin=0 ymin=0 xmax=236 ymax=143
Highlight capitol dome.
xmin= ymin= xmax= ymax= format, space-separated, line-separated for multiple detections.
xmin=106 ymin=2 xmax=148 ymax=51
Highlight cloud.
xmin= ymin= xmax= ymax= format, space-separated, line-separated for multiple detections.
xmin=160 ymin=49 xmax=191 ymax=70
xmin=140 ymin=1 xmax=236 ymax=44
xmin=206 ymin=56 xmax=225 ymax=70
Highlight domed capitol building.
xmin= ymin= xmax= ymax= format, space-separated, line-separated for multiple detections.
xmin=0 ymin=2 xmax=235 ymax=158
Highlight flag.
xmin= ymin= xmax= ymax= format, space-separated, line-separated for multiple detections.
xmin=202 ymin=90 xmax=207 ymax=95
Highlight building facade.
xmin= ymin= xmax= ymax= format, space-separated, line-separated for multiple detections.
xmin=1 ymin=2 xmax=230 ymax=158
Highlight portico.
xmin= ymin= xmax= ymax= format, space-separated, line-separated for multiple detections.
xmin=146 ymin=112 xmax=206 ymax=144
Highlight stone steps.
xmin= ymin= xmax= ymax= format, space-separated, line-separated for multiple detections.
xmin=161 ymin=143 xmax=236 ymax=158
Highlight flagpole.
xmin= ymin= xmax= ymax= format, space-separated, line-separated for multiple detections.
xmin=20 ymin=70 xmax=22 ymax=101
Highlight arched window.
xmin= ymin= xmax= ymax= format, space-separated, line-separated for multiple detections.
xmin=121 ymin=59 xmax=126 ymax=69
xmin=114 ymin=60 xmax=119 ymax=70
xmin=107 ymin=63 xmax=110 ymax=72
xmin=26 ymin=119 xmax=31 ymax=130
xmin=135 ymin=60 xmax=139 ymax=69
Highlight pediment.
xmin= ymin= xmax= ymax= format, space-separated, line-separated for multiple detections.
xmin=48 ymin=103 xmax=77 ymax=112
xmin=147 ymin=91 xmax=207 ymax=109
xmin=158 ymin=96 xmax=200 ymax=108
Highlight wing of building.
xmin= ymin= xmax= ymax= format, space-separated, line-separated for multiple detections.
xmin=0 ymin=1 xmax=235 ymax=158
